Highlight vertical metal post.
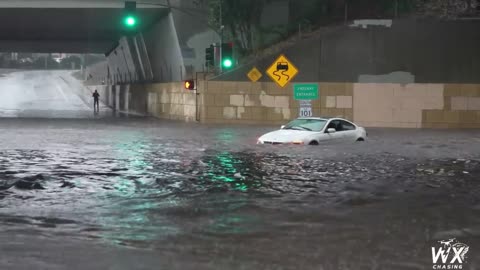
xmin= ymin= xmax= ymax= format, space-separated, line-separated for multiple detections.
xmin=81 ymin=54 xmax=86 ymax=78
xmin=195 ymin=71 xmax=199 ymax=122
xmin=219 ymin=0 xmax=223 ymax=74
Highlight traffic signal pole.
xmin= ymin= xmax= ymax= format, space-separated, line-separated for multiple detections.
xmin=137 ymin=1 xmax=226 ymax=74
xmin=219 ymin=0 xmax=223 ymax=74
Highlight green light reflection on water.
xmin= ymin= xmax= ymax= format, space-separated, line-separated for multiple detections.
xmin=202 ymin=151 xmax=262 ymax=192
xmin=215 ymin=129 xmax=236 ymax=143
xmin=97 ymin=134 xmax=267 ymax=244
xmin=94 ymin=136 xmax=180 ymax=247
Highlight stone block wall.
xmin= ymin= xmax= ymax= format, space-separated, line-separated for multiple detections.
xmin=352 ymin=83 xmax=445 ymax=128
xmin=198 ymin=81 xmax=354 ymax=125
xmin=422 ymin=84 xmax=480 ymax=128
xmin=145 ymin=82 xmax=197 ymax=122
xmin=195 ymin=81 xmax=479 ymax=128
xmin=90 ymin=80 xmax=480 ymax=128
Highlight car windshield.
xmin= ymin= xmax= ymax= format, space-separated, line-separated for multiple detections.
xmin=283 ymin=119 xmax=327 ymax=132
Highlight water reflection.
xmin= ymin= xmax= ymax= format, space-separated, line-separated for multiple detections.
xmin=1 ymin=137 xmax=480 ymax=257
xmin=94 ymin=141 xmax=271 ymax=245
xmin=215 ymin=129 xmax=237 ymax=143
xmin=96 ymin=198 xmax=181 ymax=248
xmin=94 ymin=136 xmax=182 ymax=247
xmin=200 ymin=195 xmax=267 ymax=235
xmin=200 ymin=151 xmax=264 ymax=192
xmin=112 ymin=136 xmax=151 ymax=196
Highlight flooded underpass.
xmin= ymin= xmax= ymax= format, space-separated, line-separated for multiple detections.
xmin=0 ymin=118 xmax=479 ymax=270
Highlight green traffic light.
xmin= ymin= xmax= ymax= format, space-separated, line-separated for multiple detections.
xmin=222 ymin=59 xmax=233 ymax=68
xmin=124 ymin=15 xmax=137 ymax=27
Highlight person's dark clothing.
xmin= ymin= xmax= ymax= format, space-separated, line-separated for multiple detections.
xmin=93 ymin=91 xmax=100 ymax=112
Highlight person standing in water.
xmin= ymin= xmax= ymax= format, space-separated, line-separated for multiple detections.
xmin=93 ymin=90 xmax=100 ymax=113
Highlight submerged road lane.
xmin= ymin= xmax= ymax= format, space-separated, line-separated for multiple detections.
xmin=0 ymin=118 xmax=479 ymax=270
xmin=0 ymin=69 xmax=110 ymax=118
xmin=0 ymin=70 xmax=480 ymax=270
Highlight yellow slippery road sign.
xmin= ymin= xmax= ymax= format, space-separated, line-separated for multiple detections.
xmin=266 ymin=54 xmax=299 ymax=88
xmin=247 ymin=67 xmax=262 ymax=82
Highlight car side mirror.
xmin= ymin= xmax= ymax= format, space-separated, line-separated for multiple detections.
xmin=281 ymin=125 xmax=286 ymax=129
xmin=327 ymin=128 xmax=336 ymax=134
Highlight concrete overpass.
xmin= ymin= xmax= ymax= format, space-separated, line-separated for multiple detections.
xmin=0 ymin=1 xmax=169 ymax=53
xmin=0 ymin=0 xmax=220 ymax=85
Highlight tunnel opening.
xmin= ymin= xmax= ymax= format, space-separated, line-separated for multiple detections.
xmin=0 ymin=52 xmax=111 ymax=119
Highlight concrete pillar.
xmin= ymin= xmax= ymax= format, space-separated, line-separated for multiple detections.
xmin=142 ymin=11 xmax=185 ymax=82
xmin=125 ymin=86 xmax=130 ymax=112
xmin=115 ymin=85 xmax=120 ymax=112
xmin=111 ymin=86 xmax=114 ymax=108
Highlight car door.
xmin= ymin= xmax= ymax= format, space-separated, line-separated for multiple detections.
xmin=323 ymin=120 xmax=345 ymax=141
xmin=338 ymin=120 xmax=358 ymax=142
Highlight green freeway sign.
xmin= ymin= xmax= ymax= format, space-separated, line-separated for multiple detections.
xmin=293 ymin=83 xmax=319 ymax=100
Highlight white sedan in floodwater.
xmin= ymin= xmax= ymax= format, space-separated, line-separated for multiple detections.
xmin=257 ymin=117 xmax=367 ymax=145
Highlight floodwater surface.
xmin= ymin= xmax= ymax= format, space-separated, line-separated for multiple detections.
xmin=0 ymin=70 xmax=480 ymax=270
xmin=0 ymin=118 xmax=479 ymax=270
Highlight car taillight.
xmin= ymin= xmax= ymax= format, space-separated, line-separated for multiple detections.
xmin=292 ymin=141 xmax=304 ymax=145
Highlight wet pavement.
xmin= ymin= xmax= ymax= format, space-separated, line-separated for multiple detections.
xmin=0 ymin=70 xmax=480 ymax=270
xmin=0 ymin=69 xmax=110 ymax=118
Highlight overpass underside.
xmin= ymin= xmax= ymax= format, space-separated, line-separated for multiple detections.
xmin=0 ymin=1 xmax=221 ymax=87
xmin=0 ymin=8 xmax=168 ymax=53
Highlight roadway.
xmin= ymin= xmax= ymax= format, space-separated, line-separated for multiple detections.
xmin=0 ymin=69 xmax=110 ymax=118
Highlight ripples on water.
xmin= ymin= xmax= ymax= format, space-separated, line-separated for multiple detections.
xmin=0 ymin=124 xmax=479 ymax=269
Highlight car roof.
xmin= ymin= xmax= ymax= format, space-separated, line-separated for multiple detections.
xmin=296 ymin=117 xmax=333 ymax=121
xmin=296 ymin=117 xmax=356 ymax=123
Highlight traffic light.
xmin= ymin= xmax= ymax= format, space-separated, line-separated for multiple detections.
xmin=124 ymin=15 xmax=137 ymax=27
xmin=205 ymin=45 xmax=214 ymax=67
xmin=184 ymin=80 xmax=195 ymax=90
xmin=123 ymin=1 xmax=138 ymax=30
xmin=221 ymin=42 xmax=234 ymax=69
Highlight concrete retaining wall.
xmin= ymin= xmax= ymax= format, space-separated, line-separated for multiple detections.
xmin=198 ymin=81 xmax=352 ymax=125
xmin=216 ymin=19 xmax=480 ymax=84
xmin=198 ymin=81 xmax=480 ymax=128
xmin=93 ymin=82 xmax=195 ymax=121
xmin=145 ymin=82 xmax=197 ymax=122
xmin=143 ymin=12 xmax=186 ymax=82
xmin=91 ymin=80 xmax=480 ymax=128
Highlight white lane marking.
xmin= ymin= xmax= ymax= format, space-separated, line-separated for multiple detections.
xmin=55 ymin=83 xmax=69 ymax=102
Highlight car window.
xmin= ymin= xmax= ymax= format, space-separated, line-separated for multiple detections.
xmin=325 ymin=120 xmax=341 ymax=132
xmin=340 ymin=120 xmax=356 ymax=131
xmin=325 ymin=120 xmax=356 ymax=132
xmin=284 ymin=119 xmax=327 ymax=132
